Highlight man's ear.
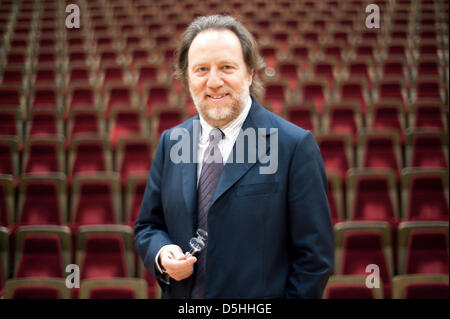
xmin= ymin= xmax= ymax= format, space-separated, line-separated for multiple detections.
xmin=248 ymin=69 xmax=254 ymax=86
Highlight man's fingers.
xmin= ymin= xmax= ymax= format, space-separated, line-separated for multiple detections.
xmin=186 ymin=256 xmax=197 ymax=264
xmin=171 ymin=248 xmax=186 ymax=260
xmin=163 ymin=256 xmax=197 ymax=281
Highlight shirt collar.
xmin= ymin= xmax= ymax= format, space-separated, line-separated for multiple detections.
xmin=199 ymin=95 xmax=252 ymax=143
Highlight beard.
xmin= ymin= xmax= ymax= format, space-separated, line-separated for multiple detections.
xmin=190 ymin=83 xmax=249 ymax=128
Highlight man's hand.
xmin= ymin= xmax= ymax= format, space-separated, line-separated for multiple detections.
xmin=159 ymin=244 xmax=197 ymax=281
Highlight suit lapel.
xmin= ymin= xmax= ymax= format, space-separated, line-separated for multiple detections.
xmin=181 ymin=117 xmax=200 ymax=230
xmin=210 ymin=99 xmax=275 ymax=206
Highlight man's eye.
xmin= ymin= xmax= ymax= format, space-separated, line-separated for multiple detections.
xmin=223 ymin=65 xmax=232 ymax=69
xmin=198 ymin=67 xmax=207 ymax=72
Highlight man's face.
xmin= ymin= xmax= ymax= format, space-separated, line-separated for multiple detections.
xmin=187 ymin=29 xmax=253 ymax=128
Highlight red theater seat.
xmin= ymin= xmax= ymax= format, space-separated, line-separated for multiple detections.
xmin=89 ymin=286 xmax=136 ymax=299
xmin=27 ymin=109 xmax=62 ymax=137
xmin=31 ymin=85 xmax=60 ymax=111
xmin=335 ymin=222 xmax=393 ymax=298
xmin=3 ymin=279 xmax=71 ymax=299
xmin=347 ymin=169 xmax=399 ymax=223
xmin=316 ymin=134 xmax=352 ymax=180
xmin=277 ymin=59 xmax=299 ymax=90
xmin=393 ymin=275 xmax=449 ymax=299
xmin=79 ymin=278 xmax=148 ymax=299
xmin=284 ymin=101 xmax=319 ymax=132
xmin=401 ymin=169 xmax=448 ymax=221
xmin=323 ymin=101 xmax=362 ymax=145
xmin=0 ymin=86 xmax=23 ymax=109
xmin=80 ymin=234 xmax=128 ymax=279
xmin=406 ymin=130 xmax=448 ymax=168
xmin=116 ymin=138 xmax=152 ymax=184
xmin=414 ymin=77 xmax=444 ymax=102
xmin=103 ymin=84 xmax=136 ymax=116
xmin=312 ymin=60 xmax=338 ymax=89
xmin=12 ymin=285 xmax=60 ymax=299
xmin=77 ymin=226 xmax=134 ymax=280
xmin=345 ymin=58 xmax=374 ymax=89
xmin=67 ymin=85 xmax=99 ymax=111
xmin=144 ymin=84 xmax=171 ymax=117
xmin=69 ymin=137 xmax=112 ymax=178
xmin=404 ymin=282 xmax=449 ymax=299
xmin=71 ymin=174 xmax=121 ymax=226
xmin=409 ymin=101 xmax=447 ymax=130
xmin=323 ymin=276 xmax=383 ymax=299
xmin=357 ymin=131 xmax=402 ymax=176
xmin=299 ymin=79 xmax=329 ymax=115
xmin=109 ymin=108 xmax=146 ymax=148
xmin=67 ymin=109 xmax=105 ymax=141
xmin=67 ymin=64 xmax=93 ymax=87
xmin=375 ymin=77 xmax=408 ymax=112
xmin=367 ymin=101 xmax=406 ymax=142
xmin=0 ymin=137 xmax=19 ymax=176
xmin=18 ymin=174 xmax=67 ymax=226
xmin=405 ymin=230 xmax=449 ymax=274
xmin=263 ymin=80 xmax=287 ymax=114
xmin=155 ymin=108 xmax=183 ymax=137
xmin=0 ymin=67 xmax=26 ymax=86
xmin=0 ymin=108 xmax=22 ymax=139
xmin=22 ymin=137 xmax=64 ymax=175
xmin=337 ymin=79 xmax=369 ymax=115
xmin=15 ymin=234 xmax=64 ymax=278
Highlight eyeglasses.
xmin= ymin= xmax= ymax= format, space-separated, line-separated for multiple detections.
xmin=185 ymin=228 xmax=208 ymax=257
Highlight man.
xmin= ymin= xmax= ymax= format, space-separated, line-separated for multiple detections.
xmin=134 ymin=15 xmax=334 ymax=299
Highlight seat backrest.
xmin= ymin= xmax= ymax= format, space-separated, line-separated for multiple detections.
xmin=16 ymin=234 xmax=63 ymax=278
xmin=3 ymin=278 xmax=71 ymax=299
xmin=80 ymin=234 xmax=128 ymax=280
xmin=406 ymin=230 xmax=449 ymax=274
xmin=19 ymin=176 xmax=66 ymax=225
xmin=341 ymin=231 xmax=392 ymax=282
xmin=404 ymin=282 xmax=449 ymax=299
xmin=407 ymin=174 xmax=449 ymax=221
xmin=12 ymin=285 xmax=61 ymax=299
xmin=347 ymin=170 xmax=398 ymax=221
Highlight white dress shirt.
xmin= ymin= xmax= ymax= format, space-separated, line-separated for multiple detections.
xmin=155 ymin=95 xmax=253 ymax=277
xmin=196 ymin=95 xmax=252 ymax=183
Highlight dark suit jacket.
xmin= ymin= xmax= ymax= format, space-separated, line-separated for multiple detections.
xmin=134 ymin=98 xmax=334 ymax=299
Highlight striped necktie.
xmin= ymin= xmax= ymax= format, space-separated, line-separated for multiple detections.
xmin=191 ymin=128 xmax=224 ymax=298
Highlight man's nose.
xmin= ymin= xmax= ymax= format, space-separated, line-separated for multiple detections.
xmin=206 ymin=69 xmax=224 ymax=89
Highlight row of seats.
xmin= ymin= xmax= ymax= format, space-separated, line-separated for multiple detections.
xmin=0 ymin=166 xmax=448 ymax=227
xmin=1 ymin=127 xmax=447 ymax=179
xmin=0 ymin=74 xmax=447 ymax=117
xmin=3 ymin=275 xmax=449 ymax=299
xmin=0 ymin=173 xmax=147 ymax=227
xmin=1 ymin=32 xmax=446 ymax=67
xmin=0 ymin=224 xmax=158 ymax=298
xmin=0 ymin=221 xmax=448 ymax=298
xmin=323 ymin=274 xmax=449 ymax=299
xmin=0 ymin=97 xmax=447 ymax=149
xmin=2 ymin=278 xmax=152 ymax=299
xmin=1 ymin=1 xmax=447 ymax=42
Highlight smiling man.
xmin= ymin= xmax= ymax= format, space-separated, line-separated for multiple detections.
xmin=134 ymin=15 xmax=334 ymax=299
